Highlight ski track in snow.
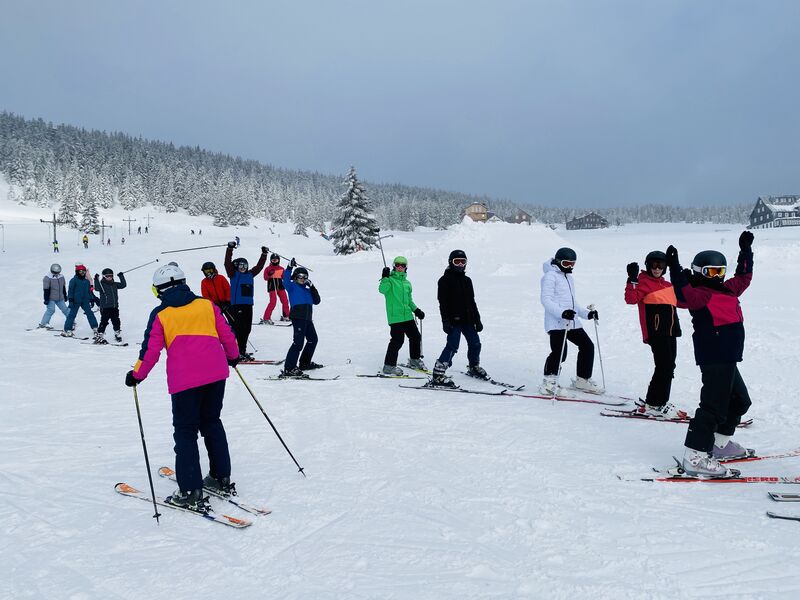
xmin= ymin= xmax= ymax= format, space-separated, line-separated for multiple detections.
xmin=1 ymin=190 xmax=800 ymax=599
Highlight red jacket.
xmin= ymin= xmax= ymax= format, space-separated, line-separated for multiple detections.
xmin=624 ymin=271 xmax=681 ymax=343
xmin=201 ymin=274 xmax=231 ymax=307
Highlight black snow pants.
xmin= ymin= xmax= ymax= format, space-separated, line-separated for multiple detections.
xmin=228 ymin=304 xmax=253 ymax=355
xmin=544 ymin=328 xmax=594 ymax=379
xmin=383 ymin=320 xmax=422 ymax=366
xmin=97 ymin=307 xmax=121 ymax=333
xmin=684 ymin=364 xmax=751 ymax=452
xmin=645 ymin=337 xmax=676 ymax=407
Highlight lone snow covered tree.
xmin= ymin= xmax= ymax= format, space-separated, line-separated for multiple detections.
xmin=331 ymin=166 xmax=379 ymax=255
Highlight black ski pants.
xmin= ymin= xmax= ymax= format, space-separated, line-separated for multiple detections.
xmin=286 ymin=318 xmax=318 ymax=370
xmin=97 ymin=307 xmax=121 ymax=333
xmin=384 ymin=320 xmax=422 ymax=366
xmin=684 ymin=364 xmax=751 ymax=452
xmin=645 ymin=337 xmax=676 ymax=407
xmin=228 ymin=304 xmax=253 ymax=355
xmin=544 ymin=328 xmax=594 ymax=379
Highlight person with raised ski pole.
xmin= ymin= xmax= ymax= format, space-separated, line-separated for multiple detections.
xmin=280 ymin=258 xmax=322 ymax=378
xmin=624 ymin=251 xmax=685 ymax=419
xmin=93 ymin=268 xmax=127 ymax=343
xmin=224 ymin=242 xmax=268 ymax=361
xmin=260 ymin=253 xmax=290 ymax=324
xmin=124 ymin=263 xmax=241 ymax=511
xmin=431 ymin=250 xmax=486 ymax=387
xmin=539 ymin=247 xmax=602 ymax=395
xmin=666 ymin=231 xmax=754 ymax=478
xmin=200 ymin=261 xmax=232 ymax=326
xmin=379 ymin=256 xmax=426 ymax=375
xmin=61 ymin=263 xmax=101 ymax=341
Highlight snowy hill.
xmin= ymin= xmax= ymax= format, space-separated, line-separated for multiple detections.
xmin=2 ymin=187 xmax=800 ymax=599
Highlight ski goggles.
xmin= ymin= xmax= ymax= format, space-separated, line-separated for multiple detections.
xmin=693 ymin=265 xmax=726 ymax=278
xmin=103 ymin=273 xmax=114 ymax=278
xmin=203 ymin=269 xmax=215 ymax=277
xmin=559 ymin=260 xmax=575 ymax=269
xmin=648 ymin=260 xmax=666 ymax=270
xmin=393 ymin=263 xmax=407 ymax=269
xmin=294 ymin=274 xmax=307 ymax=281
xmin=451 ymin=258 xmax=467 ymax=267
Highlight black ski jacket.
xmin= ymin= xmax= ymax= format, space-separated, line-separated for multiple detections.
xmin=437 ymin=267 xmax=481 ymax=326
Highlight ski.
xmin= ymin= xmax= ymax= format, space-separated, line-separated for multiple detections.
xmin=768 ymin=492 xmax=800 ymax=502
xmin=254 ymin=321 xmax=292 ymax=327
xmin=398 ymin=383 xmax=508 ymax=396
xmin=239 ymin=359 xmax=284 ymax=365
xmin=81 ymin=341 xmax=129 ymax=347
xmin=623 ymin=472 xmax=800 ymax=484
xmin=114 ymin=482 xmax=252 ymax=528
xmin=766 ymin=511 xmax=800 ymax=522
xmin=26 ymin=326 xmax=53 ymax=332
xmin=266 ymin=375 xmax=341 ymax=381
xmin=400 ymin=364 xmax=431 ymax=374
xmin=54 ymin=334 xmax=90 ymax=340
xmin=459 ymin=371 xmax=525 ymax=391
xmin=504 ymin=391 xmax=627 ymax=407
xmin=157 ymin=467 xmax=271 ymax=516
xmin=723 ymin=448 xmax=800 ymax=464
xmin=357 ymin=373 xmax=427 ymax=379
xmin=600 ymin=409 xmax=753 ymax=427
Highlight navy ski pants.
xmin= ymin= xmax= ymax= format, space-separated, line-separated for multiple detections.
xmin=437 ymin=323 xmax=481 ymax=367
xmin=286 ymin=318 xmax=318 ymax=370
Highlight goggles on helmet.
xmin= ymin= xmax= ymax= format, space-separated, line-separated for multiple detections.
xmin=294 ymin=274 xmax=307 ymax=281
xmin=648 ymin=260 xmax=666 ymax=270
xmin=394 ymin=263 xmax=407 ymax=269
xmin=693 ymin=265 xmax=726 ymax=278
xmin=559 ymin=259 xmax=575 ymax=269
xmin=452 ymin=258 xmax=467 ymax=267
xmin=104 ymin=273 xmax=114 ymax=278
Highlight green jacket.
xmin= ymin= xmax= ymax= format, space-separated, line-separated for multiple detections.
xmin=379 ymin=271 xmax=418 ymax=324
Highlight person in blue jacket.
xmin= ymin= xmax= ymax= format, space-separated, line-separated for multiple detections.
xmin=281 ymin=258 xmax=322 ymax=377
xmin=61 ymin=263 xmax=100 ymax=341
xmin=224 ymin=242 xmax=268 ymax=360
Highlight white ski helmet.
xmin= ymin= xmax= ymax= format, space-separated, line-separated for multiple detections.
xmin=153 ymin=263 xmax=186 ymax=293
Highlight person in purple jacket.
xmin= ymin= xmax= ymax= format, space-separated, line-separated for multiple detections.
xmin=666 ymin=231 xmax=754 ymax=478
xmin=125 ymin=263 xmax=241 ymax=512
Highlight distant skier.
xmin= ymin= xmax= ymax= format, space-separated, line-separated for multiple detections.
xmin=280 ymin=258 xmax=322 ymax=377
xmin=539 ymin=247 xmax=602 ymax=395
xmin=224 ymin=242 xmax=268 ymax=360
xmin=106 ymin=238 xmax=111 ymax=246
xmin=379 ymin=256 xmax=426 ymax=375
xmin=93 ymin=268 xmax=127 ymax=343
xmin=667 ymin=231 xmax=754 ymax=478
xmin=82 ymin=235 xmax=89 ymax=249
xmin=125 ymin=263 xmax=240 ymax=511
xmin=61 ymin=263 xmax=100 ymax=341
xmin=137 ymin=226 xmax=141 ymax=234
xmin=121 ymin=237 xmax=126 ymax=245
xmin=38 ymin=263 xmax=68 ymax=329
xmin=260 ymin=253 xmax=290 ymax=324
xmin=624 ymin=251 xmax=684 ymax=418
xmin=52 ymin=239 xmax=59 ymax=253
xmin=431 ymin=250 xmax=485 ymax=387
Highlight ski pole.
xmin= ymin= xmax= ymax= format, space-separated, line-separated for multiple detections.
xmin=377 ymin=234 xmax=393 ymax=268
xmin=416 ymin=316 xmax=424 ymax=358
xmin=160 ymin=243 xmax=229 ymax=255
xmin=131 ymin=385 xmax=161 ymax=524
xmin=553 ymin=320 xmax=571 ymax=402
xmin=274 ymin=252 xmax=313 ymax=272
xmin=233 ymin=366 xmax=306 ymax=477
xmin=222 ymin=307 xmax=258 ymax=354
xmin=122 ymin=258 xmax=159 ymax=274
xmin=593 ymin=316 xmax=606 ymax=391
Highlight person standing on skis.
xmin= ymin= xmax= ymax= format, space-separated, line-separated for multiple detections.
xmin=539 ymin=247 xmax=602 ymax=395
xmin=379 ymin=256 xmax=426 ymax=375
xmin=667 ymin=231 xmax=754 ymax=478
xmin=624 ymin=251 xmax=684 ymax=418
xmin=224 ymin=242 xmax=268 ymax=360
xmin=260 ymin=253 xmax=290 ymax=324
xmin=61 ymin=263 xmax=101 ymax=341
xmin=280 ymin=258 xmax=322 ymax=377
xmin=200 ymin=261 xmax=232 ymax=325
xmin=93 ymin=268 xmax=127 ymax=343
xmin=38 ymin=263 xmax=68 ymax=329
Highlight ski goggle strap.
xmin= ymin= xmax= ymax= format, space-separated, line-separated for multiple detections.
xmin=559 ymin=259 xmax=575 ymax=268
xmin=693 ymin=264 xmax=726 ymax=278
xmin=452 ymin=258 xmax=467 ymax=266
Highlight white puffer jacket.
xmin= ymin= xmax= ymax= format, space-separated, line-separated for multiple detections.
xmin=540 ymin=260 xmax=589 ymax=332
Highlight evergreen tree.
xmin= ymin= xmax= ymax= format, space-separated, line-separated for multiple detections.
xmin=293 ymin=202 xmax=309 ymax=237
xmin=80 ymin=193 xmax=100 ymax=234
xmin=331 ymin=166 xmax=379 ymax=255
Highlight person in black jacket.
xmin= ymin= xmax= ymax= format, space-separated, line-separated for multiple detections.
xmin=432 ymin=250 xmax=486 ymax=386
xmin=94 ymin=268 xmax=127 ymax=343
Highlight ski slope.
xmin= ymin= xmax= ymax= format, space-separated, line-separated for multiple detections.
xmin=1 ymin=189 xmax=799 ymax=599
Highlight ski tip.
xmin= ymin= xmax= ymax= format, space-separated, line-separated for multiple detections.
xmin=158 ymin=466 xmax=175 ymax=477
xmin=222 ymin=515 xmax=253 ymax=527
xmin=115 ymin=482 xmax=139 ymax=493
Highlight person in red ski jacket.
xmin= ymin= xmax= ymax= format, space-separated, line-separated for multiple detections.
xmin=261 ymin=253 xmax=290 ymax=323
xmin=624 ymin=250 xmax=683 ymax=419
xmin=200 ymin=261 xmax=232 ymax=324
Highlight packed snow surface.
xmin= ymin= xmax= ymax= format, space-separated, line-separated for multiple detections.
xmin=1 ymin=193 xmax=799 ymax=599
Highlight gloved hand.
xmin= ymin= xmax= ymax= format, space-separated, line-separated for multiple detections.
xmin=117 ymin=272 xmax=124 ymax=278
xmin=413 ymin=308 xmax=425 ymax=320
xmin=739 ymin=231 xmax=754 ymax=250
xmin=90 ymin=297 xmax=99 ymax=307
xmin=382 ymin=267 xmax=391 ymax=278
xmin=561 ymin=309 xmax=576 ymax=320
xmin=304 ymin=280 xmax=313 ymax=289
xmin=125 ymin=370 xmax=139 ymax=387
xmin=227 ymin=356 xmax=241 ymax=368
xmin=43 ymin=300 xmax=48 ymax=305
xmin=626 ymin=262 xmax=639 ymax=282
xmin=666 ymin=245 xmax=680 ymax=269
xmin=587 ymin=310 xmax=599 ymax=320
xmin=261 ymin=246 xmax=269 ymax=254
xmin=442 ymin=321 xmax=453 ymax=334
xmin=474 ymin=320 xmax=483 ymax=332
xmin=289 ymin=257 xmax=297 ymax=268
xmin=227 ymin=241 xmax=237 ymax=249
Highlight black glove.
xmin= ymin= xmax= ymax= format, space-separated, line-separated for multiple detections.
xmin=382 ymin=267 xmax=391 ymax=278
xmin=413 ymin=308 xmax=425 ymax=320
xmin=261 ymin=246 xmax=269 ymax=254
xmin=474 ymin=320 xmax=483 ymax=332
xmin=117 ymin=272 xmax=124 ymax=278
xmin=90 ymin=297 xmax=99 ymax=307
xmin=125 ymin=370 xmax=139 ymax=387
xmin=289 ymin=257 xmax=297 ymax=268
xmin=626 ymin=262 xmax=639 ymax=282
xmin=228 ymin=356 xmax=241 ymax=368
xmin=561 ymin=309 xmax=576 ymax=320
xmin=442 ymin=321 xmax=453 ymax=334
xmin=666 ymin=245 xmax=680 ymax=269
xmin=739 ymin=231 xmax=754 ymax=251
xmin=587 ymin=310 xmax=599 ymax=320
xmin=304 ymin=280 xmax=313 ymax=289
xmin=227 ymin=241 xmax=237 ymax=249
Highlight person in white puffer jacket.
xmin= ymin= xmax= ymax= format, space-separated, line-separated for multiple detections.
xmin=539 ymin=247 xmax=603 ymax=395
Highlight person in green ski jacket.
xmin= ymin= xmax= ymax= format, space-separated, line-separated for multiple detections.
xmin=378 ymin=256 xmax=426 ymax=375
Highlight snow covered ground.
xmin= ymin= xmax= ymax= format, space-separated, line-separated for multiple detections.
xmin=2 ymin=187 xmax=799 ymax=599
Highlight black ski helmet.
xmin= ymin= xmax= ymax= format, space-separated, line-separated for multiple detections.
xmin=691 ymin=250 xmax=727 ymax=278
xmin=50 ymin=263 xmax=62 ymax=274
xmin=201 ymin=261 xmax=216 ymax=272
xmin=232 ymin=257 xmax=249 ymax=272
xmin=554 ymin=247 xmax=577 ymax=262
xmin=645 ymin=251 xmax=667 ymax=272
xmin=270 ymin=253 xmax=280 ymax=262
xmin=292 ymin=266 xmax=309 ymax=280
xmin=448 ymin=249 xmax=467 ymax=271
xmin=102 ymin=268 xmax=114 ymax=276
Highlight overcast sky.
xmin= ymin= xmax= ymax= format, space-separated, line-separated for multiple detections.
xmin=1 ymin=0 xmax=798 ymax=207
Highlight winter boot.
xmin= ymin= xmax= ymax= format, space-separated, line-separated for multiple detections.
xmin=682 ymin=448 xmax=732 ymax=478
xmin=37 ymin=323 xmax=53 ymax=330
xmin=466 ymin=364 xmax=488 ymax=380
xmin=280 ymin=315 xmax=291 ymax=322
xmin=711 ymin=436 xmax=752 ymax=460
xmin=242 ymin=352 xmax=255 ymax=362
xmin=300 ymin=361 xmax=323 ymax=370
xmin=382 ymin=364 xmax=404 ymax=376
xmin=279 ymin=367 xmax=307 ymax=379
xmin=93 ymin=330 xmax=108 ymax=345
xmin=202 ymin=473 xmax=236 ymax=497
xmin=637 ymin=400 xmax=687 ymax=420
xmin=263 ymin=319 xmax=274 ymax=325
xmin=430 ymin=361 xmax=455 ymax=387
xmin=573 ymin=377 xmax=604 ymax=395
xmin=166 ymin=488 xmax=210 ymax=512
xmin=539 ymin=375 xmax=560 ymax=395
xmin=114 ymin=330 xmax=123 ymax=343
xmin=60 ymin=330 xmax=74 ymax=338
xmin=406 ymin=358 xmax=427 ymax=371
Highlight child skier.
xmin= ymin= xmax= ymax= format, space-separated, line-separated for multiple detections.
xmin=125 ymin=263 xmax=240 ymax=511
xmin=624 ymin=251 xmax=684 ymax=418
xmin=93 ymin=268 xmax=127 ymax=343
xmin=539 ymin=247 xmax=602 ymax=395
xmin=666 ymin=231 xmax=754 ymax=477
xmin=379 ymin=256 xmax=426 ymax=375
xmin=38 ymin=263 xmax=68 ymax=329
xmin=224 ymin=242 xmax=268 ymax=360
xmin=200 ymin=261 xmax=231 ymax=317
xmin=431 ymin=250 xmax=485 ymax=387
xmin=260 ymin=253 xmax=290 ymax=324
xmin=281 ymin=258 xmax=322 ymax=377
xmin=61 ymin=263 xmax=101 ymax=341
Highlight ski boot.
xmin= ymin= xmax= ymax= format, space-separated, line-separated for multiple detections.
xmin=280 ymin=315 xmax=291 ymax=322
xmin=279 ymin=367 xmax=308 ymax=379
xmin=406 ymin=358 xmax=427 ymax=371
xmin=202 ymin=473 xmax=237 ymax=497
xmin=573 ymin=377 xmax=604 ymax=395
xmin=466 ymin=364 xmax=488 ymax=380
xmin=93 ymin=330 xmax=108 ymax=345
xmin=166 ymin=488 xmax=211 ymax=513
xmin=242 ymin=352 xmax=255 ymax=362
xmin=60 ymin=329 xmax=75 ymax=338
xmin=37 ymin=323 xmax=53 ymax=330
xmin=262 ymin=319 xmax=274 ymax=325
xmin=114 ymin=330 xmax=123 ymax=343
xmin=429 ymin=361 xmax=456 ymax=388
xmin=636 ymin=400 xmax=687 ymax=420
xmin=382 ymin=364 xmax=404 ymax=376
xmin=300 ymin=361 xmax=323 ymax=370
xmin=539 ymin=375 xmax=560 ymax=395
xmin=712 ymin=438 xmax=752 ymax=461
xmin=681 ymin=448 xmax=732 ymax=478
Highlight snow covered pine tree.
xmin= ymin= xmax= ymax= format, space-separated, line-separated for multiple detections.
xmin=331 ymin=166 xmax=379 ymax=255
